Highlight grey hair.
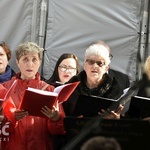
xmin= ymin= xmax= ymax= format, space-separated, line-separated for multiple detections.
xmin=15 ymin=42 xmax=43 ymax=61
xmin=84 ymin=40 xmax=111 ymax=65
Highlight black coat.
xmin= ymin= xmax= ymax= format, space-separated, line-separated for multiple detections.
xmin=63 ymin=70 xmax=123 ymax=116
xmin=136 ymin=73 xmax=150 ymax=98
xmin=108 ymin=69 xmax=130 ymax=89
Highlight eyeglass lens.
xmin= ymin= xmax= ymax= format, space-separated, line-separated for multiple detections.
xmin=86 ymin=59 xmax=105 ymax=67
xmin=59 ymin=66 xmax=76 ymax=73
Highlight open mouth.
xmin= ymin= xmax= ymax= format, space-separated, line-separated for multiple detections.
xmin=91 ymin=70 xmax=98 ymax=73
xmin=64 ymin=75 xmax=70 ymax=78
xmin=26 ymin=69 xmax=33 ymax=72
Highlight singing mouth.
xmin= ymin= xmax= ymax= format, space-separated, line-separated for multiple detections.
xmin=26 ymin=69 xmax=33 ymax=72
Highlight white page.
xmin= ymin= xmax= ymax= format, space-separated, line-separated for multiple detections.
xmin=53 ymin=83 xmax=71 ymax=93
xmin=27 ymin=87 xmax=58 ymax=97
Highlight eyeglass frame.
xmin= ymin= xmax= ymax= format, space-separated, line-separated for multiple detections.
xmin=109 ymin=54 xmax=113 ymax=60
xmin=58 ymin=65 xmax=77 ymax=73
xmin=85 ymin=59 xmax=106 ymax=67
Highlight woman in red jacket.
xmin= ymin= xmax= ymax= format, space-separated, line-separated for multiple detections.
xmin=2 ymin=42 xmax=65 ymax=150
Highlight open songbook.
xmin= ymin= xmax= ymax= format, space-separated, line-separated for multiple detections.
xmin=128 ymin=96 xmax=150 ymax=119
xmin=19 ymin=81 xmax=80 ymax=118
xmin=73 ymin=94 xmax=118 ymax=117
xmin=73 ymin=83 xmax=140 ymax=117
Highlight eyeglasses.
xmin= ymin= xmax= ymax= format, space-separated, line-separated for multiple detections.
xmin=109 ymin=54 xmax=113 ymax=60
xmin=58 ymin=65 xmax=77 ymax=73
xmin=86 ymin=59 xmax=105 ymax=67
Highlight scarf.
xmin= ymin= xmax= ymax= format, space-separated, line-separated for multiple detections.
xmin=0 ymin=66 xmax=12 ymax=83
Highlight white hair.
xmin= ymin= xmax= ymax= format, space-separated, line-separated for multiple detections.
xmin=84 ymin=41 xmax=111 ymax=65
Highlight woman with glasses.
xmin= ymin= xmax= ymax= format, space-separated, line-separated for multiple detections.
xmin=0 ymin=42 xmax=16 ymax=83
xmin=45 ymin=53 xmax=80 ymax=150
xmin=63 ymin=40 xmax=124 ymax=118
xmin=46 ymin=53 xmax=80 ymax=86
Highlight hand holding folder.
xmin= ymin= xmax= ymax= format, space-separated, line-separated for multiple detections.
xmin=19 ymin=81 xmax=80 ymax=118
xmin=73 ymin=94 xmax=118 ymax=117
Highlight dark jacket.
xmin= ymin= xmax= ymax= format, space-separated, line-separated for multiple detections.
xmin=136 ymin=73 xmax=150 ymax=98
xmin=108 ymin=69 xmax=130 ymax=90
xmin=63 ymin=70 xmax=123 ymax=116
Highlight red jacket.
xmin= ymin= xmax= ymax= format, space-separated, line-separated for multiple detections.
xmin=2 ymin=73 xmax=65 ymax=150
xmin=0 ymin=84 xmax=8 ymax=150
xmin=0 ymin=84 xmax=8 ymax=98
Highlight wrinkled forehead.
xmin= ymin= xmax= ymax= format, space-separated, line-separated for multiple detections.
xmin=85 ymin=45 xmax=110 ymax=60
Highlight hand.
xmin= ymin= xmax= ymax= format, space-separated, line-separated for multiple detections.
xmin=143 ymin=117 xmax=150 ymax=120
xmin=41 ymin=102 xmax=60 ymax=121
xmin=0 ymin=107 xmax=3 ymax=115
xmin=0 ymin=107 xmax=4 ymax=122
xmin=77 ymin=115 xmax=83 ymax=118
xmin=98 ymin=104 xmax=124 ymax=119
xmin=0 ymin=115 xmax=4 ymax=122
xmin=14 ymin=109 xmax=29 ymax=121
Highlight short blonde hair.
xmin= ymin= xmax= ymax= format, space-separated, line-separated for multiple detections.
xmin=85 ymin=40 xmax=111 ymax=65
xmin=144 ymin=55 xmax=150 ymax=79
xmin=15 ymin=42 xmax=43 ymax=61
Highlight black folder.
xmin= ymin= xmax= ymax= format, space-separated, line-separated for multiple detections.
xmin=128 ymin=96 xmax=150 ymax=119
xmin=63 ymin=117 xmax=150 ymax=150
xmin=73 ymin=94 xmax=118 ymax=117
